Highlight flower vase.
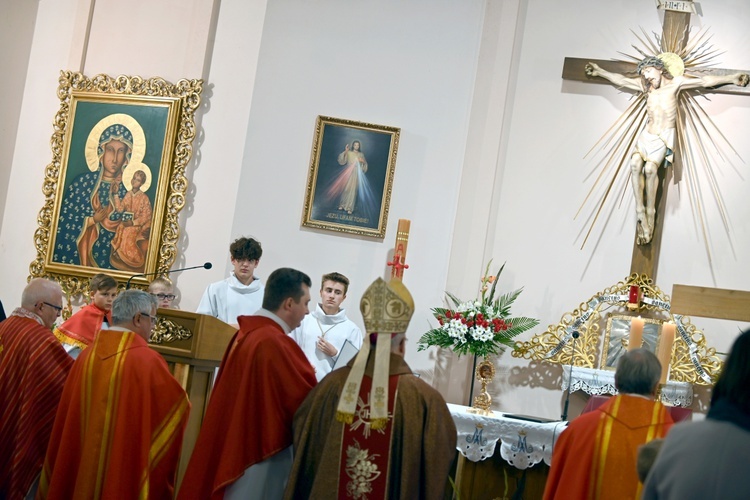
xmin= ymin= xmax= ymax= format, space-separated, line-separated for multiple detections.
xmin=468 ymin=359 xmax=496 ymax=415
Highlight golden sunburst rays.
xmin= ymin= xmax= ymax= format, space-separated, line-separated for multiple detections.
xmin=576 ymin=26 xmax=742 ymax=264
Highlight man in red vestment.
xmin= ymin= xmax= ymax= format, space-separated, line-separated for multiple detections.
xmin=0 ymin=279 xmax=72 ymax=500
xmin=284 ymin=276 xmax=457 ymax=499
xmin=178 ymin=268 xmax=317 ymax=500
xmin=38 ymin=290 xmax=190 ymax=499
xmin=544 ymin=348 xmax=674 ymax=500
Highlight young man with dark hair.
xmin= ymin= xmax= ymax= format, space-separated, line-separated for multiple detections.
xmin=197 ymin=236 xmax=264 ymax=325
xmin=54 ymin=272 xmax=117 ymax=357
xmin=290 ymin=272 xmax=362 ymax=381
xmin=179 ymin=268 xmax=317 ymax=500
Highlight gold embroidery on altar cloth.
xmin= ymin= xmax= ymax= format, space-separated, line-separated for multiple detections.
xmin=345 ymin=440 xmax=381 ymax=499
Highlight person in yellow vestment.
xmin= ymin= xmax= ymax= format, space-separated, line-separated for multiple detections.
xmin=544 ymin=348 xmax=674 ymax=500
xmin=284 ymin=276 xmax=457 ymax=499
xmin=38 ymin=290 xmax=190 ymax=499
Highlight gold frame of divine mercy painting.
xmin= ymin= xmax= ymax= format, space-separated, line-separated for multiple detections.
xmin=29 ymin=71 xmax=203 ymax=299
xmin=301 ymin=115 xmax=400 ymax=239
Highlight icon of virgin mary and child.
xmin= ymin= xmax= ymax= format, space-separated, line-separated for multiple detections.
xmin=53 ymin=114 xmax=153 ymax=273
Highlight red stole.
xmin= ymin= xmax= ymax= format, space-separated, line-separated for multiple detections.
xmin=338 ymin=375 xmax=399 ymax=499
xmin=53 ymin=303 xmax=110 ymax=349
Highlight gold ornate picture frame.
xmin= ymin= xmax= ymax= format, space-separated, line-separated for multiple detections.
xmin=301 ymin=115 xmax=400 ymax=238
xmin=30 ymin=71 xmax=202 ymax=297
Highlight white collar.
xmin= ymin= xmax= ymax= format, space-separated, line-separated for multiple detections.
xmin=256 ymin=308 xmax=291 ymax=334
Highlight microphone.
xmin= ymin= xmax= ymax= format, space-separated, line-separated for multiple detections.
xmin=561 ymin=331 xmax=580 ymax=422
xmin=126 ymin=262 xmax=213 ymax=289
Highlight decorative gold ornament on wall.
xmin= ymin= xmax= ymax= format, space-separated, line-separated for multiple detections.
xmin=513 ymin=274 xmax=722 ymax=385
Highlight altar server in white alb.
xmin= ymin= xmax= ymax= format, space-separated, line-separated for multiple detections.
xmin=290 ymin=272 xmax=362 ymax=380
xmin=197 ymin=236 xmax=264 ymax=326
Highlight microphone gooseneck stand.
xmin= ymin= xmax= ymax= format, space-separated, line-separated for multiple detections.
xmin=561 ymin=331 xmax=580 ymax=422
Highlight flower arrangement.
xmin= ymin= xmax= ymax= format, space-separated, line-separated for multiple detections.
xmin=417 ymin=261 xmax=539 ymax=359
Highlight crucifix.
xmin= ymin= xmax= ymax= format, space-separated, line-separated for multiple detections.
xmin=562 ymin=0 xmax=750 ymax=281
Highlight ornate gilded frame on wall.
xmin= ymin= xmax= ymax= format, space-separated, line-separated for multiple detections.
xmin=513 ymin=274 xmax=723 ymax=385
xmin=301 ymin=115 xmax=400 ymax=239
xmin=29 ymin=71 xmax=203 ymax=298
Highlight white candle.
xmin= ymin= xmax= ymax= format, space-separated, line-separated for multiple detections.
xmin=658 ymin=323 xmax=676 ymax=384
xmin=628 ymin=317 xmax=644 ymax=351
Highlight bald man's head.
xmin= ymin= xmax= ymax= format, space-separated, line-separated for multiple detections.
xmin=21 ymin=278 xmax=63 ymax=329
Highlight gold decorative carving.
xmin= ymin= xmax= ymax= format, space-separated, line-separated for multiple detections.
xmin=149 ymin=316 xmax=193 ymax=345
xmin=29 ymin=71 xmax=203 ymax=300
xmin=512 ymin=274 xmax=722 ymax=385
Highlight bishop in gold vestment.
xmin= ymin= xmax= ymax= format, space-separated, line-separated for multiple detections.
xmin=284 ymin=277 xmax=457 ymax=499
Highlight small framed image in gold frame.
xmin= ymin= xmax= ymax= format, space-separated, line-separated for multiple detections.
xmin=600 ymin=315 xmax=663 ymax=370
xmin=301 ymin=116 xmax=400 ymax=238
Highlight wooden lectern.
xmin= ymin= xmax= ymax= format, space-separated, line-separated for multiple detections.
xmin=148 ymin=308 xmax=237 ymax=488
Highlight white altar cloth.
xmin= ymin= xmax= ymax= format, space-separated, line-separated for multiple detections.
xmin=560 ymin=366 xmax=693 ymax=407
xmin=448 ymin=403 xmax=567 ymax=470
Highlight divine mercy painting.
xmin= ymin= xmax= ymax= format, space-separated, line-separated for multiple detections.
xmin=302 ymin=116 xmax=400 ymax=239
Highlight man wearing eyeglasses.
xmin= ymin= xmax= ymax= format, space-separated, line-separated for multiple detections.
xmin=0 ymin=278 xmax=73 ymax=500
xmin=39 ymin=290 xmax=190 ymax=499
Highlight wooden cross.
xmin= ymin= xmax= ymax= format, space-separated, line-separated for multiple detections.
xmin=562 ymin=1 xmax=750 ymax=281
xmin=671 ymin=284 xmax=750 ymax=322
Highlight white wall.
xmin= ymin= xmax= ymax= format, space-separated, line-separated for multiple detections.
xmin=480 ymin=0 xmax=750 ymax=418
xmin=0 ymin=0 xmax=38 ymax=245
xmin=224 ymin=0 xmax=486 ymax=380
xmin=1 ymin=0 xmax=748 ymax=419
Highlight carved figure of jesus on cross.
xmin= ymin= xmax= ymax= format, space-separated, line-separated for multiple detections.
xmin=563 ymin=0 xmax=750 ymax=280
xmin=585 ymin=58 xmax=748 ymax=246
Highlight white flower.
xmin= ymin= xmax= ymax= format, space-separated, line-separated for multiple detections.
xmin=469 ymin=324 xmax=494 ymax=342
xmin=443 ymin=318 xmax=468 ymax=344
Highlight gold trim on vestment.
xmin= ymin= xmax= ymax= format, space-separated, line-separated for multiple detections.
xmin=140 ymin=396 xmax=189 ymax=498
xmin=592 ymin=395 xmax=621 ymax=498
xmin=54 ymin=328 xmax=88 ymax=350
xmin=94 ymin=333 xmax=132 ymax=498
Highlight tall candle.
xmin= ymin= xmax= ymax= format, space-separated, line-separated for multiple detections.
xmin=628 ymin=317 xmax=644 ymax=351
xmin=658 ymin=323 xmax=676 ymax=385
xmin=390 ymin=219 xmax=411 ymax=279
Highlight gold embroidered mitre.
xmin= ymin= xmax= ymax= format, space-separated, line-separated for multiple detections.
xmin=360 ymin=277 xmax=414 ymax=335
xmin=336 ymin=277 xmax=414 ymax=429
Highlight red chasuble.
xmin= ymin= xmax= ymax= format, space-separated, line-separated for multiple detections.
xmin=544 ymin=394 xmax=674 ymax=500
xmin=38 ymin=329 xmax=190 ymax=499
xmin=178 ymin=315 xmax=317 ymax=500
xmin=0 ymin=314 xmax=73 ymax=500
xmin=53 ymin=303 xmax=111 ymax=349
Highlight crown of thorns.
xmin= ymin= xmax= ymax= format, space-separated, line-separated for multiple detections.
xmin=637 ymin=56 xmax=666 ymax=75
